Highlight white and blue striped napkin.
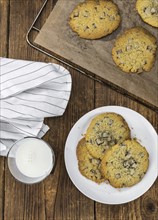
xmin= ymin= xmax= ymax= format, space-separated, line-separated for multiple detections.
xmin=0 ymin=57 xmax=72 ymax=156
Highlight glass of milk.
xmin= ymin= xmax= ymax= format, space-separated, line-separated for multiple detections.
xmin=7 ymin=137 xmax=55 ymax=184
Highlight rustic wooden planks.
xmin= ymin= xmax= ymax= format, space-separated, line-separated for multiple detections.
xmin=0 ymin=0 xmax=157 ymax=219
xmin=0 ymin=0 xmax=9 ymax=219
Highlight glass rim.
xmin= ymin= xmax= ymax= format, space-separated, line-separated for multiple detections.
xmin=7 ymin=136 xmax=55 ymax=185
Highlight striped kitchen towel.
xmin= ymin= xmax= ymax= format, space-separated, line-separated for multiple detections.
xmin=0 ymin=57 xmax=72 ymax=156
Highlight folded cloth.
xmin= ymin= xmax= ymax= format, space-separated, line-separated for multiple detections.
xmin=0 ymin=57 xmax=72 ymax=156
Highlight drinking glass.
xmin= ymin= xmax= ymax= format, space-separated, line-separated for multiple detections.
xmin=7 ymin=137 xmax=55 ymax=184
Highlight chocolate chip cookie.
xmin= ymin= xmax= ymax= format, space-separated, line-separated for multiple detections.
xmin=85 ymin=112 xmax=130 ymax=159
xmin=101 ymin=139 xmax=149 ymax=188
xmin=112 ymin=27 xmax=157 ymax=73
xmin=76 ymin=138 xmax=105 ymax=183
xmin=69 ymin=0 xmax=121 ymax=39
xmin=136 ymin=0 xmax=158 ymax=28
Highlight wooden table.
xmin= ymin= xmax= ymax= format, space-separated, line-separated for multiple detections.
xmin=0 ymin=0 xmax=157 ymax=219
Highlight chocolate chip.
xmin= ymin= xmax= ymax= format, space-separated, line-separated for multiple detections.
xmin=147 ymin=45 xmax=153 ymax=51
xmin=108 ymin=119 xmax=114 ymax=125
xmin=109 ymin=140 xmax=116 ymax=146
xmin=73 ymin=11 xmax=79 ymax=18
xmin=120 ymin=143 xmax=126 ymax=147
xmin=143 ymin=7 xmax=147 ymax=13
xmin=102 ymin=132 xmax=109 ymax=138
xmin=92 ymin=23 xmax=97 ymax=29
xmin=89 ymin=139 xmax=93 ymax=144
xmin=90 ymin=169 xmax=97 ymax=174
xmin=84 ymin=26 xmax=89 ymax=31
xmin=151 ymin=8 xmax=156 ymax=14
xmin=95 ymin=122 xmax=100 ymax=126
xmin=96 ymin=138 xmax=104 ymax=145
xmin=139 ymin=152 xmax=144 ymax=158
xmin=116 ymin=49 xmax=123 ymax=54
xmin=83 ymin=10 xmax=89 ymax=17
xmin=115 ymin=173 xmax=121 ymax=179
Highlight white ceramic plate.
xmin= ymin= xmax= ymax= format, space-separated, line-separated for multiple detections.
xmin=64 ymin=106 xmax=158 ymax=204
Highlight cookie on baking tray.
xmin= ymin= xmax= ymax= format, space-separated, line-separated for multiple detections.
xmin=100 ymin=139 xmax=149 ymax=188
xmin=76 ymin=138 xmax=105 ymax=183
xmin=85 ymin=112 xmax=130 ymax=159
xmin=112 ymin=27 xmax=157 ymax=73
xmin=136 ymin=0 xmax=158 ymax=28
xmin=69 ymin=0 xmax=121 ymax=39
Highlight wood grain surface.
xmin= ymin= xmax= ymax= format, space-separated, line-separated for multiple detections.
xmin=35 ymin=0 xmax=158 ymax=109
xmin=0 ymin=1 xmax=9 ymax=219
xmin=0 ymin=0 xmax=158 ymax=220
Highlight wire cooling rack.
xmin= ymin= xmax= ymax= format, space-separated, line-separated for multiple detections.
xmin=26 ymin=0 xmax=158 ymax=112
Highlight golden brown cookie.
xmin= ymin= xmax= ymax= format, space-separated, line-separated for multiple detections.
xmin=112 ymin=27 xmax=157 ymax=73
xmin=101 ymin=139 xmax=149 ymax=188
xmin=136 ymin=0 xmax=158 ymax=28
xmin=85 ymin=112 xmax=130 ymax=159
xmin=69 ymin=0 xmax=121 ymax=39
xmin=76 ymin=138 xmax=105 ymax=183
